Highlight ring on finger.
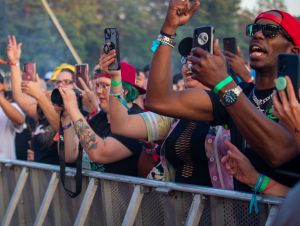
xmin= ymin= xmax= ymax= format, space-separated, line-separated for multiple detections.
xmin=188 ymin=63 xmax=193 ymax=70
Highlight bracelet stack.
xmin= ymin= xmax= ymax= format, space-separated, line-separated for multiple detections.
xmin=249 ymin=174 xmax=270 ymax=215
xmin=110 ymin=89 xmax=130 ymax=111
xmin=151 ymin=31 xmax=176 ymax=53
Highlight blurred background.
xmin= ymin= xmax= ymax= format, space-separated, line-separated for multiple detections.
xmin=0 ymin=0 xmax=299 ymax=78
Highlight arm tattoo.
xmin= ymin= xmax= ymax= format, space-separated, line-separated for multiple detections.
xmin=73 ymin=118 xmax=98 ymax=151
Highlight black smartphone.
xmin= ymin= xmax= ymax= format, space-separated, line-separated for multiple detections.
xmin=192 ymin=26 xmax=214 ymax=54
xmin=4 ymin=90 xmax=12 ymax=100
xmin=104 ymin=28 xmax=120 ymax=70
xmin=22 ymin=62 xmax=36 ymax=81
xmin=223 ymin=37 xmax=237 ymax=54
xmin=223 ymin=37 xmax=238 ymax=80
xmin=75 ymin=63 xmax=89 ymax=90
xmin=278 ymin=54 xmax=300 ymax=95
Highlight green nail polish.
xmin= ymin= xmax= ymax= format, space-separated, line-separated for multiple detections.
xmin=275 ymin=77 xmax=287 ymax=91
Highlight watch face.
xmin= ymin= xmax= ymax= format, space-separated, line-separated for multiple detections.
xmin=224 ymin=90 xmax=237 ymax=105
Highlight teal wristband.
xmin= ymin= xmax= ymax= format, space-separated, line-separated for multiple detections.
xmin=213 ymin=76 xmax=233 ymax=94
xmin=111 ymin=79 xmax=122 ymax=87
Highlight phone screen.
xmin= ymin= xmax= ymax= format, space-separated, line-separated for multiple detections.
xmin=278 ymin=54 xmax=300 ymax=96
xmin=223 ymin=37 xmax=237 ymax=54
xmin=75 ymin=64 xmax=89 ymax=90
xmin=22 ymin=62 xmax=36 ymax=81
xmin=192 ymin=26 xmax=214 ymax=54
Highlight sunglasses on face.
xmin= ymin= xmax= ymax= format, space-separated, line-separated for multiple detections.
xmin=246 ymin=23 xmax=293 ymax=43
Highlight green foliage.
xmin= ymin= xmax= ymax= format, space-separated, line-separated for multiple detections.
xmin=1 ymin=0 xmax=260 ymax=76
xmin=256 ymin=0 xmax=287 ymax=12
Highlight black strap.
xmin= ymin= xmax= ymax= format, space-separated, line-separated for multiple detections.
xmin=58 ymin=111 xmax=82 ymax=198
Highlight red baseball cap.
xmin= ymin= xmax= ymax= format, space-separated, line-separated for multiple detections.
xmin=255 ymin=10 xmax=300 ymax=48
xmin=93 ymin=62 xmax=146 ymax=94
xmin=120 ymin=61 xmax=146 ymax=94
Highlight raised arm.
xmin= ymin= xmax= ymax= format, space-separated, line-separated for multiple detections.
xmin=145 ymin=0 xmax=213 ymax=121
xmin=7 ymin=35 xmax=39 ymax=120
xmin=21 ymin=78 xmax=60 ymax=131
xmin=60 ymin=88 xmax=134 ymax=164
xmin=222 ymin=140 xmax=289 ymax=196
xmin=98 ymin=49 xmax=148 ymax=139
xmin=0 ymin=93 xmax=24 ymax=125
xmin=189 ymin=41 xmax=298 ymax=167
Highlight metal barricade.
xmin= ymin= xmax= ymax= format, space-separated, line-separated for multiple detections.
xmin=0 ymin=160 xmax=283 ymax=226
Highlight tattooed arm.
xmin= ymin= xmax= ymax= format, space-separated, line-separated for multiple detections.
xmin=60 ymin=88 xmax=134 ymax=164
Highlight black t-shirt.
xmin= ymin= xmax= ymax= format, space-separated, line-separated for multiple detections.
xmin=31 ymin=118 xmax=59 ymax=165
xmin=164 ymin=119 xmax=211 ymax=186
xmin=88 ymin=103 xmax=144 ymax=176
xmin=208 ymin=82 xmax=300 ymax=192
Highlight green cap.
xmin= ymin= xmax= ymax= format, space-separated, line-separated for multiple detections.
xmin=275 ymin=77 xmax=287 ymax=91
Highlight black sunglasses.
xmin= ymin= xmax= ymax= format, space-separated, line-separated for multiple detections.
xmin=246 ymin=23 xmax=293 ymax=43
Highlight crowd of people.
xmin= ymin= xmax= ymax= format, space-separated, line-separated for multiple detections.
xmin=1 ymin=0 xmax=300 ymax=224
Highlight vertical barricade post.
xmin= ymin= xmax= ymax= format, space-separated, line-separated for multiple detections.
xmin=185 ymin=194 xmax=206 ymax=226
xmin=1 ymin=167 xmax=29 ymax=226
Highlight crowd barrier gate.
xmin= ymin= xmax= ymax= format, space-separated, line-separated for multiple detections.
xmin=0 ymin=160 xmax=283 ymax=226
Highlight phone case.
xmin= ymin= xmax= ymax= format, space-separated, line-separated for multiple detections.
xmin=104 ymin=28 xmax=120 ymax=70
xmin=192 ymin=26 xmax=214 ymax=54
xmin=278 ymin=54 xmax=300 ymax=94
xmin=223 ymin=37 xmax=237 ymax=54
xmin=75 ymin=63 xmax=89 ymax=90
xmin=22 ymin=62 xmax=36 ymax=81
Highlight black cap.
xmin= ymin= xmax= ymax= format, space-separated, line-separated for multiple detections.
xmin=178 ymin=37 xmax=193 ymax=57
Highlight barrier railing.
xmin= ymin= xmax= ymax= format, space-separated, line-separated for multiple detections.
xmin=0 ymin=160 xmax=283 ymax=226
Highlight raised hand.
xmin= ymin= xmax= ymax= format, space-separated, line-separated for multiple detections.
xmin=189 ymin=39 xmax=228 ymax=89
xmin=7 ymin=35 xmax=22 ymax=64
xmin=224 ymin=46 xmax=252 ymax=82
xmin=162 ymin=0 xmax=200 ymax=34
xmin=78 ymin=77 xmax=99 ymax=113
xmin=273 ymin=76 xmax=300 ymax=135
xmin=221 ymin=140 xmax=259 ymax=188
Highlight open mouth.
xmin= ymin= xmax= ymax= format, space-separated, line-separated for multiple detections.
xmin=249 ymin=45 xmax=267 ymax=58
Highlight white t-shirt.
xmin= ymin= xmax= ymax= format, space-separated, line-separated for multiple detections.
xmin=0 ymin=103 xmax=25 ymax=160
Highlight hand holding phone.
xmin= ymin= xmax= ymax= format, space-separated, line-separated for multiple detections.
xmin=223 ymin=37 xmax=237 ymax=54
xmin=104 ymin=28 xmax=120 ymax=70
xmin=192 ymin=26 xmax=214 ymax=54
xmin=75 ymin=64 xmax=89 ymax=90
xmin=22 ymin=62 xmax=36 ymax=81
xmin=277 ymin=54 xmax=300 ymax=96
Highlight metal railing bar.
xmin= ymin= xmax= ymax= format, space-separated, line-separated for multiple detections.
xmin=184 ymin=194 xmax=206 ymax=226
xmin=1 ymin=167 xmax=29 ymax=226
xmin=74 ymin=178 xmax=98 ymax=226
xmin=122 ymin=185 xmax=144 ymax=226
xmin=265 ymin=205 xmax=279 ymax=226
xmin=0 ymin=160 xmax=284 ymax=205
xmin=34 ymin=172 xmax=59 ymax=226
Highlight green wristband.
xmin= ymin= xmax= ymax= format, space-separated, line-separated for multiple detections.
xmin=259 ymin=176 xmax=270 ymax=193
xmin=213 ymin=76 xmax=233 ymax=94
xmin=111 ymin=79 xmax=122 ymax=87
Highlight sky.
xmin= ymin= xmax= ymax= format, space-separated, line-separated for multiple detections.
xmin=241 ymin=0 xmax=300 ymax=16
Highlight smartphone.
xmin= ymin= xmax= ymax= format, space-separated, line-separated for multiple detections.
xmin=75 ymin=63 xmax=89 ymax=90
xmin=223 ymin=37 xmax=237 ymax=54
xmin=278 ymin=54 xmax=300 ymax=96
xmin=4 ymin=90 xmax=12 ymax=100
xmin=223 ymin=37 xmax=238 ymax=81
xmin=22 ymin=62 xmax=36 ymax=81
xmin=192 ymin=26 xmax=214 ymax=54
xmin=104 ymin=28 xmax=120 ymax=70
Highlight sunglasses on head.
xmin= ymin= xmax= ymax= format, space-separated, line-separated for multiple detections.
xmin=246 ymin=23 xmax=293 ymax=43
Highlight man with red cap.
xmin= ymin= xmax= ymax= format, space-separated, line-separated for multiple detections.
xmin=146 ymin=0 xmax=300 ymax=192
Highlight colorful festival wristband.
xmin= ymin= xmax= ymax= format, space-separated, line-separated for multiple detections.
xmin=259 ymin=176 xmax=270 ymax=193
xmin=213 ymin=76 xmax=233 ymax=94
xmin=111 ymin=79 xmax=122 ymax=87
